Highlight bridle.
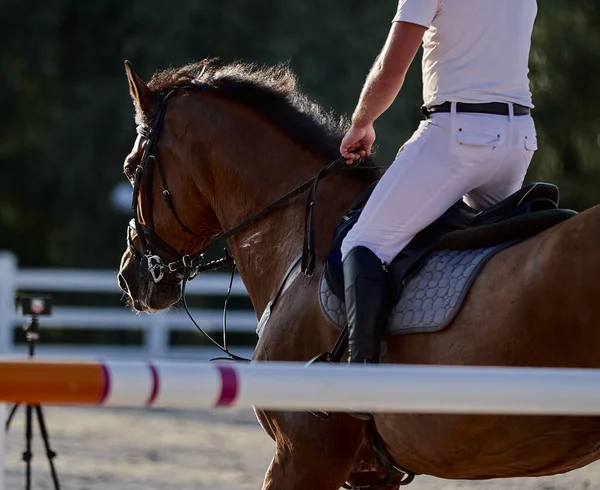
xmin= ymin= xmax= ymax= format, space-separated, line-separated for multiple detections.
xmin=128 ymin=86 xmax=357 ymax=286
xmin=127 ymin=88 xmax=217 ymax=284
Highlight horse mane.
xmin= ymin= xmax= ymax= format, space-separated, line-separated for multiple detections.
xmin=146 ymin=59 xmax=382 ymax=179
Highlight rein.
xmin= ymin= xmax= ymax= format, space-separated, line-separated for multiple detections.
xmin=128 ymin=87 xmax=370 ymax=361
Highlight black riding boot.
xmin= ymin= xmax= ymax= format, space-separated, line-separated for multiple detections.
xmin=344 ymin=246 xmax=390 ymax=363
xmin=343 ymin=246 xmax=390 ymax=419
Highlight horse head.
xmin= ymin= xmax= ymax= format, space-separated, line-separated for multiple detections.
xmin=118 ymin=57 xmax=382 ymax=316
xmin=118 ymin=61 xmax=222 ymax=312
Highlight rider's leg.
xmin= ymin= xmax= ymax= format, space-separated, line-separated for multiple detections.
xmin=340 ymin=108 xmax=536 ymax=368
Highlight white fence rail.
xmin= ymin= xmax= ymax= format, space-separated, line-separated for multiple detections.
xmin=0 ymin=251 xmax=257 ymax=359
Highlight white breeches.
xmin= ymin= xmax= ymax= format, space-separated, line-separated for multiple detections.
xmin=341 ymin=105 xmax=538 ymax=264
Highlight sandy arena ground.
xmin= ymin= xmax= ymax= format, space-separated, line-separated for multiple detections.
xmin=3 ymin=406 xmax=599 ymax=490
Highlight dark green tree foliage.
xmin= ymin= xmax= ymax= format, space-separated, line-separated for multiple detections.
xmin=1 ymin=0 xmax=598 ymax=268
xmin=528 ymin=0 xmax=600 ymax=210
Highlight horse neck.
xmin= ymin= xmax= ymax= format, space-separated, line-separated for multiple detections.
xmin=187 ymin=94 xmax=373 ymax=315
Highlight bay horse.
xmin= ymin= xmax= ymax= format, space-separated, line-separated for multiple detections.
xmin=117 ymin=59 xmax=600 ymax=489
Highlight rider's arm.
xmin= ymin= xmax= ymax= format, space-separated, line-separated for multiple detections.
xmin=351 ymin=21 xmax=427 ymax=128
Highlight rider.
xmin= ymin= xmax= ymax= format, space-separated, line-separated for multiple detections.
xmin=340 ymin=0 xmax=539 ymax=366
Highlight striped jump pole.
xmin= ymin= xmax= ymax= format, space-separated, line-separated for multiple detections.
xmin=0 ymin=403 xmax=4 ymax=490
xmin=3 ymin=359 xmax=600 ymax=415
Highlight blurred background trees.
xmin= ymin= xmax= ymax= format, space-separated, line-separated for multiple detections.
xmin=1 ymin=0 xmax=599 ymax=268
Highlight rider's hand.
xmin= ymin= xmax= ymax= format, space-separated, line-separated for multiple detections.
xmin=340 ymin=124 xmax=376 ymax=164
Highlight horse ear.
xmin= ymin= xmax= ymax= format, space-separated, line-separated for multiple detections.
xmin=124 ymin=60 xmax=157 ymax=115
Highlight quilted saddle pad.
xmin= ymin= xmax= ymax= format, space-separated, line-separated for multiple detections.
xmin=319 ymin=243 xmax=514 ymax=335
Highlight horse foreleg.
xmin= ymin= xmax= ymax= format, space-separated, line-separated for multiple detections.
xmin=257 ymin=411 xmax=366 ymax=490
xmin=262 ymin=445 xmax=351 ymax=490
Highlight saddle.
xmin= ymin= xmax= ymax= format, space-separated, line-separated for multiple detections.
xmin=324 ymin=182 xmax=577 ymax=305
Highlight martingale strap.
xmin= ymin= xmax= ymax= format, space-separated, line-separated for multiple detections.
xmin=301 ymin=157 xmax=365 ymax=276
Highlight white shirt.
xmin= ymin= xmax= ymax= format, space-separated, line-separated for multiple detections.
xmin=394 ymin=0 xmax=537 ymax=108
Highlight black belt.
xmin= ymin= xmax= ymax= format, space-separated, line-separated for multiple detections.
xmin=422 ymin=101 xmax=531 ymax=118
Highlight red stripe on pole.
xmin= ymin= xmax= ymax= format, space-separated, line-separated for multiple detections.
xmin=215 ymin=365 xmax=239 ymax=407
xmin=146 ymin=363 xmax=159 ymax=406
xmin=99 ymin=363 xmax=110 ymax=404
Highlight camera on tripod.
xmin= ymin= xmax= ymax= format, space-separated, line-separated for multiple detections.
xmin=7 ymin=294 xmax=61 ymax=490
xmin=15 ymin=296 xmax=53 ymax=317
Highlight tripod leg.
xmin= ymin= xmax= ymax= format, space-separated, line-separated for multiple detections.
xmin=5 ymin=404 xmax=19 ymax=431
xmin=34 ymin=405 xmax=61 ymax=490
xmin=24 ymin=405 xmax=33 ymax=490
